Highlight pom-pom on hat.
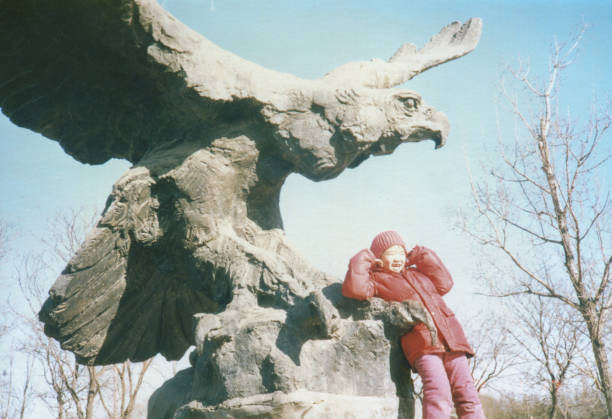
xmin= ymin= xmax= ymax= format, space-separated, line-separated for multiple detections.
xmin=370 ymin=230 xmax=406 ymax=258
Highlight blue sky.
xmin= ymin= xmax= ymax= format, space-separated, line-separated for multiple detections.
xmin=1 ymin=0 xmax=611 ymax=316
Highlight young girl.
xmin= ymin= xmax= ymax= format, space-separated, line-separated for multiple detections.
xmin=342 ymin=230 xmax=485 ymax=419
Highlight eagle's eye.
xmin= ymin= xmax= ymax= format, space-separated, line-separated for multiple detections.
xmin=394 ymin=92 xmax=421 ymax=114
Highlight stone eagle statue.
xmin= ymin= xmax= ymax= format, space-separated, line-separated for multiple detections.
xmin=1 ymin=1 xmax=481 ymax=416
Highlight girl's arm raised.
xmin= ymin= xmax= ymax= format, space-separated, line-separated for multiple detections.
xmin=342 ymin=249 xmax=377 ymax=300
xmin=407 ymin=246 xmax=453 ymax=296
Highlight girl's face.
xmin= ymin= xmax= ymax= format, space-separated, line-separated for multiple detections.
xmin=380 ymin=245 xmax=406 ymax=273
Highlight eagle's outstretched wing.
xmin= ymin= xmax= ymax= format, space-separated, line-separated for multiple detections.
xmin=1 ymin=0 xmax=481 ymax=164
xmin=0 ymin=0 xmax=299 ymax=164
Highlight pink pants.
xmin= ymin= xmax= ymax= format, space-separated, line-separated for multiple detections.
xmin=413 ymin=352 xmax=485 ymax=419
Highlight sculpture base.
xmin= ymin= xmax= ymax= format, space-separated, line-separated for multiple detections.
xmin=147 ymin=288 xmax=424 ymax=419
xmin=175 ymin=390 xmax=402 ymax=419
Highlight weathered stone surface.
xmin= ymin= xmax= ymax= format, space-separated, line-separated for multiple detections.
xmin=148 ymin=289 xmax=436 ymax=419
xmin=0 ymin=1 xmax=481 ymax=417
xmin=173 ymin=391 xmax=400 ymax=419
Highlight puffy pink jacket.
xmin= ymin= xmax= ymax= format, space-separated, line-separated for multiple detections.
xmin=342 ymin=245 xmax=474 ymax=366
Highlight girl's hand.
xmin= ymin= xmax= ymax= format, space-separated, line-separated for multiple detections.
xmin=374 ymin=258 xmax=383 ymax=268
xmin=405 ymin=246 xmax=419 ymax=267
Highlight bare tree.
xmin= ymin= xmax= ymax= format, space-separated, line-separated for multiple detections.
xmin=506 ymin=296 xmax=580 ymax=418
xmin=15 ymin=250 xmax=101 ymax=419
xmin=97 ymin=360 xmax=153 ymax=418
xmin=0 ymin=358 xmax=33 ymax=419
xmin=1 ymin=220 xmax=34 ymax=419
xmin=461 ymin=27 xmax=612 ymax=416
xmin=562 ymin=374 xmax=608 ymax=417
xmin=464 ymin=311 xmax=522 ymax=394
xmin=4 ymin=209 xmax=159 ymax=418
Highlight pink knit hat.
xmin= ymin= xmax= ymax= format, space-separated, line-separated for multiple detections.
xmin=370 ymin=230 xmax=406 ymax=258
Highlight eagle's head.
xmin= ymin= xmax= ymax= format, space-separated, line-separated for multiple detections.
xmin=262 ymin=84 xmax=449 ymax=181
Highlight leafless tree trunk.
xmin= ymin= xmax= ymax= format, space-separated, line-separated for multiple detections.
xmin=461 ymin=26 xmax=612 ymax=417
xmin=56 ymin=394 xmax=64 ymax=419
xmin=96 ymin=359 xmax=153 ymax=418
